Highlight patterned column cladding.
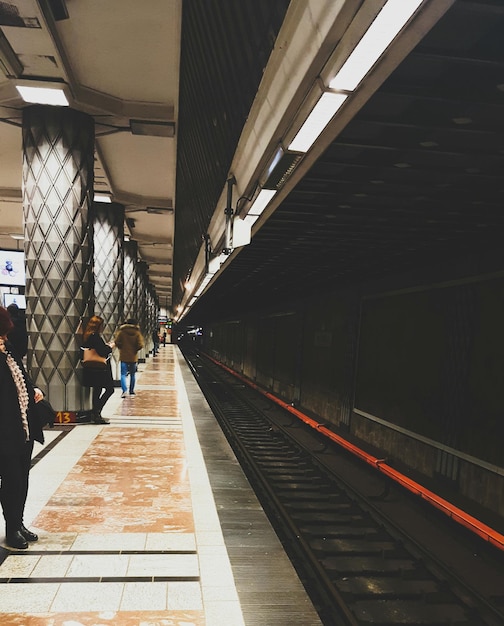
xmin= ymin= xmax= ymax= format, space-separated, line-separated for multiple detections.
xmin=148 ymin=284 xmax=159 ymax=352
xmin=22 ymin=105 xmax=95 ymax=411
xmin=92 ymin=202 xmax=124 ymax=379
xmin=123 ymin=240 xmax=138 ymax=322
xmin=149 ymin=285 xmax=159 ymax=350
xmin=144 ymin=285 xmax=153 ymax=354
xmin=136 ymin=261 xmax=148 ymax=359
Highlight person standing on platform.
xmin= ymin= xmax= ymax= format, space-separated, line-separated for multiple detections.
xmin=6 ymin=303 xmax=28 ymax=362
xmin=114 ymin=318 xmax=144 ymax=398
xmin=81 ymin=315 xmax=114 ymax=424
xmin=152 ymin=328 xmax=160 ymax=356
xmin=0 ymin=306 xmax=44 ymax=550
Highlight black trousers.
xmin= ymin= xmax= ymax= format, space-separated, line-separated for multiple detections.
xmin=0 ymin=440 xmax=34 ymax=532
xmin=92 ymin=385 xmax=114 ymax=415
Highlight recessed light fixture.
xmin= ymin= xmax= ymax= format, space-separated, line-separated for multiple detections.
xmin=16 ymin=84 xmax=69 ymax=106
xmin=94 ymin=194 xmax=112 ymax=203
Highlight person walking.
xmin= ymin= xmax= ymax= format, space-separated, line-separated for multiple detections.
xmin=81 ymin=315 xmax=114 ymax=424
xmin=114 ymin=318 xmax=144 ymax=398
xmin=152 ymin=328 xmax=160 ymax=356
xmin=0 ymin=306 xmax=44 ymax=550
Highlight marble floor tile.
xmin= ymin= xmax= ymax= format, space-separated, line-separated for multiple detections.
xmin=50 ymin=582 xmax=124 ymax=611
xmin=0 ymin=612 xmax=205 ymax=626
xmin=0 ymin=583 xmax=60 ymax=612
xmin=168 ymin=580 xmax=203 ymax=610
xmin=119 ymin=581 xmax=168 ymax=610
xmin=0 ymin=555 xmax=41 ymax=577
xmin=126 ymin=553 xmax=199 ymax=578
xmin=66 ymin=554 xmax=130 ymax=578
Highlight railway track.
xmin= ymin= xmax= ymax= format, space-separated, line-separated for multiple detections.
xmin=183 ymin=348 xmax=504 ymax=626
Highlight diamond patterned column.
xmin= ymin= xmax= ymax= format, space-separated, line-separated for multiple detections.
xmin=146 ymin=285 xmax=159 ymax=355
xmin=22 ymin=105 xmax=95 ymax=411
xmin=136 ymin=261 xmax=148 ymax=360
xmin=92 ymin=202 xmax=124 ymax=379
xmin=123 ymin=240 xmax=138 ymax=322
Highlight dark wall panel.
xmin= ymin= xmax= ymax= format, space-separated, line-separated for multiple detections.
xmin=355 ymin=277 xmax=504 ymax=467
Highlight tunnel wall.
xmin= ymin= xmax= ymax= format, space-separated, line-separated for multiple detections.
xmin=202 ymin=264 xmax=504 ymax=522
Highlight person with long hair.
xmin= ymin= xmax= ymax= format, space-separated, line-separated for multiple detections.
xmin=0 ymin=305 xmax=44 ymax=549
xmin=81 ymin=315 xmax=115 ymax=424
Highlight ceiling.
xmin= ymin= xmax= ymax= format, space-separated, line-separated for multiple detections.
xmin=177 ymin=0 xmax=504 ymax=324
xmin=0 ymin=0 xmax=180 ymax=304
xmin=1 ymin=1 xmax=503 ymax=323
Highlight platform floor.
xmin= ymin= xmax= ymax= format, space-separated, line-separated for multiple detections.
xmin=0 ymin=344 xmax=322 ymax=625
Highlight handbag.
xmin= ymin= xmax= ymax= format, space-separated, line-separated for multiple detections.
xmin=81 ymin=347 xmax=108 ymax=369
xmin=33 ymin=398 xmax=56 ymax=428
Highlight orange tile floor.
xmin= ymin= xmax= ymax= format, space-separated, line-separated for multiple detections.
xmin=0 ymin=344 xmax=243 ymax=626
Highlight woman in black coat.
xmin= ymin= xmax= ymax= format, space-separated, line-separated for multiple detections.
xmin=81 ymin=315 xmax=114 ymax=424
xmin=0 ymin=306 xmax=44 ymax=550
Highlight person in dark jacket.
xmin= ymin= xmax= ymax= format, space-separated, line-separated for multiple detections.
xmin=81 ymin=315 xmax=115 ymax=424
xmin=6 ymin=303 xmax=28 ymax=361
xmin=114 ymin=319 xmax=144 ymax=397
xmin=0 ymin=305 xmax=44 ymax=550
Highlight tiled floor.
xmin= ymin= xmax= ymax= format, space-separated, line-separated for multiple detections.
xmin=0 ymin=344 xmax=322 ymax=626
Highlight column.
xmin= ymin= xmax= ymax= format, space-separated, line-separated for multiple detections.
xmin=136 ymin=260 xmax=148 ymax=360
xmin=123 ymin=240 xmax=138 ymax=322
xmin=22 ymin=105 xmax=95 ymax=411
xmin=92 ymin=201 xmax=125 ymax=379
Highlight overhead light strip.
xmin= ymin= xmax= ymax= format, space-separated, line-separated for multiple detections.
xmin=329 ymin=0 xmax=424 ymax=92
xmin=288 ymin=92 xmax=348 ymax=153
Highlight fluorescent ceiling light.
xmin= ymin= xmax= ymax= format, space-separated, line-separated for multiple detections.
xmin=247 ymin=188 xmax=277 ymax=217
xmin=208 ymin=256 xmax=221 ymax=274
xmin=243 ymin=213 xmax=259 ymax=227
xmin=94 ymin=194 xmax=112 ymax=203
xmin=16 ymin=85 xmax=69 ymax=106
xmin=329 ymin=0 xmax=424 ymax=92
xmin=288 ymin=92 xmax=348 ymax=153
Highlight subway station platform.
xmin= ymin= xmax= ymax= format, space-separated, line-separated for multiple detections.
xmin=0 ymin=344 xmax=321 ymax=626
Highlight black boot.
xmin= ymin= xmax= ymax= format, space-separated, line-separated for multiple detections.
xmin=92 ymin=410 xmax=109 ymax=425
xmin=20 ymin=524 xmax=38 ymax=542
xmin=6 ymin=529 xmax=28 ymax=550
